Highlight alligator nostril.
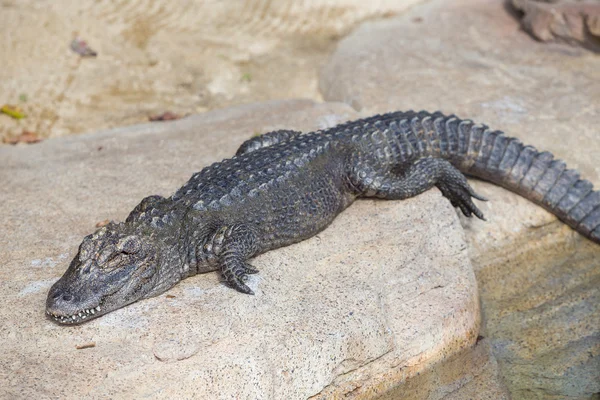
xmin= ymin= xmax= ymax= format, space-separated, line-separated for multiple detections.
xmin=62 ymin=294 xmax=73 ymax=302
xmin=52 ymin=292 xmax=61 ymax=299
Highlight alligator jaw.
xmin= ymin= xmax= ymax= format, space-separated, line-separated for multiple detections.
xmin=46 ymin=304 xmax=103 ymax=325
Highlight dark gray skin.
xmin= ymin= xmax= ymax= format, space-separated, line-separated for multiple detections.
xmin=46 ymin=110 xmax=600 ymax=324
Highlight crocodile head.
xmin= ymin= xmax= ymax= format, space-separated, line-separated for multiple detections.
xmin=46 ymin=222 xmax=165 ymax=324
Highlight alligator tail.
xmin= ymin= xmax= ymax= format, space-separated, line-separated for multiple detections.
xmin=421 ymin=114 xmax=600 ymax=243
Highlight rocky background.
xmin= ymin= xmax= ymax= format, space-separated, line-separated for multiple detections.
xmin=1 ymin=0 xmax=598 ymax=399
xmin=0 ymin=0 xmax=425 ymax=143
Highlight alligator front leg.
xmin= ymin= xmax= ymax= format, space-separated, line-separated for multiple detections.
xmin=236 ymin=129 xmax=302 ymax=155
xmin=208 ymin=224 xmax=261 ymax=294
xmin=349 ymin=156 xmax=487 ymax=219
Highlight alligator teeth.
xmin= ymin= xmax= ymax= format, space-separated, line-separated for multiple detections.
xmin=81 ymin=315 xmax=86 ymax=319
xmin=72 ymin=315 xmax=77 ymax=320
xmin=78 ymin=312 xmax=83 ymax=317
xmin=85 ymin=309 xmax=89 ymax=314
xmin=90 ymin=309 xmax=95 ymax=314
xmin=96 ymin=306 xmax=101 ymax=311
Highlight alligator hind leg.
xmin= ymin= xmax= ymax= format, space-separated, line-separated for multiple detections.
xmin=350 ymin=157 xmax=487 ymax=219
xmin=236 ymin=129 xmax=302 ymax=156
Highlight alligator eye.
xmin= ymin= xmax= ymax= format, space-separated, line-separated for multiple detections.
xmin=105 ymin=254 xmax=123 ymax=271
xmin=117 ymin=236 xmax=141 ymax=254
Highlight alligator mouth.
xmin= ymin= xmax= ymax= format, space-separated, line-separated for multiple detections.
xmin=46 ymin=304 xmax=102 ymax=325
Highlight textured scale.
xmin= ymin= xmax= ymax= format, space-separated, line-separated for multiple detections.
xmin=46 ymin=110 xmax=600 ymax=325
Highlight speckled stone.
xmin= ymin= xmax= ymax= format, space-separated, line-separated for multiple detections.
xmin=0 ymin=99 xmax=479 ymax=399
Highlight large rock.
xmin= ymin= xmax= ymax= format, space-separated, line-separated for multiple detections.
xmin=0 ymin=100 xmax=480 ymax=399
xmin=476 ymin=230 xmax=600 ymax=400
xmin=320 ymin=0 xmax=600 ymax=398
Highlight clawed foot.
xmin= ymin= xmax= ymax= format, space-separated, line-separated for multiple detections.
xmin=437 ymin=173 xmax=487 ymax=220
xmin=221 ymin=262 xmax=258 ymax=295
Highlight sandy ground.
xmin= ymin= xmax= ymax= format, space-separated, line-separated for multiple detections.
xmin=0 ymin=0 xmax=424 ymax=143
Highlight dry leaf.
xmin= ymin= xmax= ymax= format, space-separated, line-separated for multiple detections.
xmin=95 ymin=219 xmax=110 ymax=228
xmin=149 ymin=111 xmax=183 ymax=122
xmin=70 ymin=37 xmax=97 ymax=57
xmin=1 ymin=104 xmax=26 ymax=119
xmin=3 ymin=130 xmax=41 ymax=145
xmin=75 ymin=342 xmax=96 ymax=350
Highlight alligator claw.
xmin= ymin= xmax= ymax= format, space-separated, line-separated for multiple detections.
xmin=227 ymin=277 xmax=254 ymax=295
xmin=438 ymin=176 xmax=486 ymax=220
xmin=221 ymin=262 xmax=255 ymax=295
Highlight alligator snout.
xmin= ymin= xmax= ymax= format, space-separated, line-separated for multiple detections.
xmin=46 ymin=285 xmax=78 ymax=314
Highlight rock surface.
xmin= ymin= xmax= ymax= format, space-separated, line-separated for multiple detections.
xmin=0 ymin=100 xmax=480 ymax=399
xmin=377 ymin=339 xmax=510 ymax=400
xmin=320 ymin=0 xmax=600 ymax=398
xmin=0 ymin=0 xmax=425 ymax=142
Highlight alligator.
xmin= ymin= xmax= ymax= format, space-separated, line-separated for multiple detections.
xmin=46 ymin=110 xmax=600 ymax=324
